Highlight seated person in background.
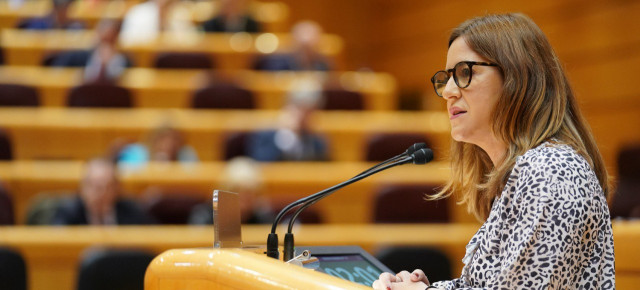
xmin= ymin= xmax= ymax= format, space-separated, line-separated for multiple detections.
xmin=53 ymin=158 xmax=154 ymax=225
xmin=202 ymin=0 xmax=261 ymax=33
xmin=18 ymin=0 xmax=85 ymax=30
xmin=119 ymin=0 xmax=197 ymax=46
xmin=116 ymin=125 xmax=198 ymax=167
xmin=189 ymin=156 xmax=274 ymax=224
xmin=255 ymin=20 xmax=331 ymax=71
xmin=247 ymin=78 xmax=329 ymax=161
xmin=51 ymin=19 xmax=132 ymax=83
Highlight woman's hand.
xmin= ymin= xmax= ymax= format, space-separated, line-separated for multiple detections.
xmin=372 ymin=269 xmax=430 ymax=290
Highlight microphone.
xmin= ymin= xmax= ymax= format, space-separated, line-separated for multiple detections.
xmin=354 ymin=142 xmax=426 ymax=177
xmin=266 ymin=144 xmax=434 ymax=260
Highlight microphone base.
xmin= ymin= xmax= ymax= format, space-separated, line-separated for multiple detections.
xmin=266 ymin=233 xmax=279 ymax=259
xmin=283 ymin=233 xmax=295 ymax=262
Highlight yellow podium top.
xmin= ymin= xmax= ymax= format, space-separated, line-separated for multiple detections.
xmin=145 ymin=248 xmax=370 ymax=289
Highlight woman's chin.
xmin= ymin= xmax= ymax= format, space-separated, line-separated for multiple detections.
xmin=450 ymin=130 xmax=466 ymax=143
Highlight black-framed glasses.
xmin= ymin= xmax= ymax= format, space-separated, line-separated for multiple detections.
xmin=430 ymin=61 xmax=499 ymax=97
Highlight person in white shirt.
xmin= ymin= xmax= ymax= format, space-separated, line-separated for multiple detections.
xmin=119 ymin=0 xmax=196 ymax=46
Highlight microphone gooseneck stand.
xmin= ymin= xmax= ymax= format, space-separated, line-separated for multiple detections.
xmin=266 ymin=144 xmax=433 ymax=261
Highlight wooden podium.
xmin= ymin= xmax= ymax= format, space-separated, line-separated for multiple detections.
xmin=145 ymin=248 xmax=370 ymax=289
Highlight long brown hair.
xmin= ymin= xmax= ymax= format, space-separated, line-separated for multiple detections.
xmin=433 ymin=13 xmax=610 ymax=221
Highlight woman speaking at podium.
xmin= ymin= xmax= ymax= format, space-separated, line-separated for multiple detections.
xmin=373 ymin=13 xmax=615 ymax=289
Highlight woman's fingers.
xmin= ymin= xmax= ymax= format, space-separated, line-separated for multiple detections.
xmin=372 ymin=272 xmax=398 ymax=289
xmin=410 ymin=269 xmax=430 ymax=284
xmin=395 ymin=270 xmax=412 ymax=282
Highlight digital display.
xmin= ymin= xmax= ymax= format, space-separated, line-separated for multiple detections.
xmin=314 ymin=254 xmax=384 ymax=286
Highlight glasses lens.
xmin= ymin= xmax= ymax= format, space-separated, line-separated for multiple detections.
xmin=454 ymin=62 xmax=471 ymax=88
xmin=432 ymin=71 xmax=449 ymax=97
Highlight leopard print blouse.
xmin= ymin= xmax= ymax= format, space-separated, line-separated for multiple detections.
xmin=432 ymin=142 xmax=615 ymax=289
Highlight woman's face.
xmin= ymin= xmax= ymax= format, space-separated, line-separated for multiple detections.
xmin=443 ymin=37 xmax=504 ymax=148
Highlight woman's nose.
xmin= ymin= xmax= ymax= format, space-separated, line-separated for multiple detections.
xmin=442 ymin=77 xmax=460 ymax=100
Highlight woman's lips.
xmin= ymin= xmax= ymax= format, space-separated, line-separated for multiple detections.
xmin=449 ymin=107 xmax=467 ymax=120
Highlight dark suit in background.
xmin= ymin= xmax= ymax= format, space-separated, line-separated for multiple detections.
xmin=52 ymin=196 xmax=154 ymax=225
xmin=202 ymin=14 xmax=261 ymax=33
xmin=247 ymin=130 xmax=328 ymax=162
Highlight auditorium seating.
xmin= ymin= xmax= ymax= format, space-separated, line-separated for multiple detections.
xmin=66 ymin=84 xmax=132 ymax=108
xmin=0 ymin=108 xmax=451 ymax=162
xmin=0 ymin=128 xmax=13 ymax=160
xmin=321 ymin=88 xmax=364 ymax=110
xmin=0 ymin=29 xmax=343 ymax=69
xmin=0 ymin=1 xmax=638 ymax=289
xmin=222 ymin=131 xmax=251 ymax=160
xmin=611 ymin=145 xmax=640 ymax=219
xmin=0 ymin=84 xmax=39 ymax=107
xmin=140 ymin=188 xmax=207 ymax=224
xmin=373 ymin=184 xmax=448 ymax=223
xmin=0 ymin=184 xmax=14 ymax=225
xmin=0 ymin=0 xmax=290 ymax=31
xmin=365 ymin=133 xmax=433 ymax=162
xmin=76 ymin=249 xmax=155 ymax=290
xmin=153 ymin=52 xmax=215 ymax=69
xmin=191 ymin=83 xmax=256 ymax=109
xmin=0 ymin=67 xmax=397 ymax=110
xmin=0 ymin=247 xmax=27 ymax=290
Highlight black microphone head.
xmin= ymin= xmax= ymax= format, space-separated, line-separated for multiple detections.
xmin=405 ymin=143 xmax=427 ymax=155
xmin=411 ymin=148 xmax=434 ymax=164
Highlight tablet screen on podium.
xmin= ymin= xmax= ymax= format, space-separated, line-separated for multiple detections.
xmin=295 ymin=246 xmax=394 ymax=287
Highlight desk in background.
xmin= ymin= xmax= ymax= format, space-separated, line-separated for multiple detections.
xmin=0 ymin=108 xmax=450 ymax=161
xmin=0 ymin=67 xmax=397 ymax=110
xmin=0 ymin=160 xmax=475 ymax=225
xmin=1 ymin=29 xmax=343 ymax=69
xmin=0 ymin=222 xmax=638 ymax=290
xmin=0 ymin=0 xmax=289 ymax=32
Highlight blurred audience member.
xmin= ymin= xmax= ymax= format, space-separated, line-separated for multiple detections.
xmin=247 ymin=78 xmax=329 ymax=161
xmin=53 ymin=158 xmax=154 ymax=225
xmin=18 ymin=0 xmax=84 ymax=30
xmin=51 ymin=19 xmax=132 ymax=83
xmin=119 ymin=0 xmax=196 ymax=46
xmin=116 ymin=125 xmax=198 ymax=167
xmin=202 ymin=0 xmax=260 ymax=33
xmin=189 ymin=157 xmax=274 ymax=224
xmin=255 ymin=20 xmax=331 ymax=71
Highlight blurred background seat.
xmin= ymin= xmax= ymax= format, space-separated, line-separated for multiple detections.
xmin=321 ymin=89 xmax=364 ymax=110
xmin=77 ymin=248 xmax=155 ymax=290
xmin=0 ymin=247 xmax=27 ymax=290
xmin=611 ymin=144 xmax=640 ymax=218
xmin=365 ymin=133 xmax=432 ymax=162
xmin=372 ymin=184 xmax=451 ymax=282
xmin=67 ymin=84 xmax=132 ymax=108
xmin=223 ymin=132 xmax=250 ymax=160
xmin=373 ymin=184 xmax=448 ymax=223
xmin=0 ymin=84 xmax=40 ymax=107
xmin=0 ymin=184 xmax=15 ymax=225
xmin=141 ymin=187 xmax=207 ymax=224
xmin=0 ymin=129 xmax=13 ymax=160
xmin=153 ymin=52 xmax=214 ymax=69
xmin=191 ymin=83 xmax=255 ymax=109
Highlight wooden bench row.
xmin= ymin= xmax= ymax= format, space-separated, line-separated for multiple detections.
xmin=0 ymin=0 xmax=289 ymax=31
xmin=0 ymin=67 xmax=397 ymax=110
xmin=1 ymin=29 xmax=344 ymax=69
